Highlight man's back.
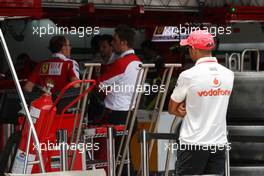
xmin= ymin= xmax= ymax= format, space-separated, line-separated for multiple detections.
xmin=178 ymin=57 xmax=234 ymax=145
xmin=28 ymin=55 xmax=79 ymax=93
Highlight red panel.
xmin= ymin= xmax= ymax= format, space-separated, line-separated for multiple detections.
xmin=0 ymin=0 xmax=34 ymax=8
xmin=204 ymin=6 xmax=264 ymax=23
xmin=0 ymin=0 xmax=42 ymax=18
xmin=233 ymin=6 xmax=264 ymax=14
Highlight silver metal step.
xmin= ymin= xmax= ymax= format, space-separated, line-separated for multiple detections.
xmin=228 ymin=125 xmax=264 ymax=137
xmin=231 ymin=166 xmax=264 ymax=176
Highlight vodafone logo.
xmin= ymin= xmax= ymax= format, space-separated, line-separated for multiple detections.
xmin=197 ymin=88 xmax=231 ymax=97
xmin=197 ymin=77 xmax=231 ymax=97
xmin=212 ymin=77 xmax=221 ymax=87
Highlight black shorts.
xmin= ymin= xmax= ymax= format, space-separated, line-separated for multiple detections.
xmin=176 ymin=144 xmax=226 ymax=176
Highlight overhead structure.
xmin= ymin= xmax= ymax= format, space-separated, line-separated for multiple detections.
xmin=0 ymin=0 xmax=42 ymax=18
xmin=1 ymin=0 xmax=264 ymax=26
xmin=42 ymin=0 xmax=264 ymax=8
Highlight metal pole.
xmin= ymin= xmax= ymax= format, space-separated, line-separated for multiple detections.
xmin=107 ymin=127 xmax=115 ymax=176
xmin=70 ymin=63 xmax=101 ymax=169
xmin=141 ymin=130 xmax=149 ymax=176
xmin=115 ymin=64 xmax=146 ymax=166
xmin=228 ymin=53 xmax=241 ymax=71
xmin=225 ymin=148 xmax=230 ymax=176
xmin=225 ymin=53 xmax=229 ymax=67
xmin=115 ymin=65 xmax=142 ymax=165
xmin=164 ymin=118 xmax=182 ymax=176
xmin=137 ymin=64 xmax=181 ymax=176
xmin=7 ymin=124 xmax=15 ymax=171
xmin=117 ymin=65 xmax=151 ymax=176
xmin=0 ymin=29 xmax=45 ymax=173
xmin=225 ymin=131 xmax=230 ymax=176
xmin=69 ymin=66 xmax=88 ymax=145
xmin=57 ymin=129 xmax=68 ymax=171
xmin=115 ymin=64 xmax=155 ymax=172
xmin=148 ymin=64 xmax=181 ymax=162
xmin=23 ymin=127 xmax=32 ymax=174
xmin=137 ymin=66 xmax=169 ymax=176
xmin=147 ymin=68 xmax=168 ymax=133
xmin=82 ymin=145 xmax=86 ymax=171
xmin=241 ymin=49 xmax=260 ymax=72
xmin=127 ymin=145 xmax=131 ymax=176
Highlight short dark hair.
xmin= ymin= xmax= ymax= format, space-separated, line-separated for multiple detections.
xmin=115 ymin=25 xmax=135 ymax=48
xmin=16 ymin=53 xmax=30 ymax=61
xmin=91 ymin=35 xmax=101 ymax=53
xmin=141 ymin=40 xmax=155 ymax=50
xmin=99 ymin=34 xmax=113 ymax=46
xmin=49 ymin=36 xmax=67 ymax=53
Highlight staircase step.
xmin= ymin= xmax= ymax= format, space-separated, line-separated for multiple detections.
xmin=231 ymin=166 xmax=264 ymax=176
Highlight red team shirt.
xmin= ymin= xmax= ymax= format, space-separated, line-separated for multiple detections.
xmin=28 ymin=53 xmax=79 ymax=93
xmin=97 ymin=49 xmax=142 ymax=111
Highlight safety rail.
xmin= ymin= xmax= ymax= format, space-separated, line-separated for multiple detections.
xmin=228 ymin=53 xmax=241 ymax=71
xmin=83 ymin=126 xmax=130 ymax=176
xmin=84 ymin=130 xmax=128 ymax=139
xmin=241 ymin=49 xmax=260 ymax=72
xmin=139 ymin=130 xmax=230 ymax=176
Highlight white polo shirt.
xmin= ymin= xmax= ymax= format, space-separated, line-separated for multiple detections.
xmin=98 ymin=49 xmax=142 ymax=111
xmin=171 ymin=57 xmax=234 ymax=145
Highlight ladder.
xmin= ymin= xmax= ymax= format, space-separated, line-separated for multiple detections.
xmin=69 ymin=63 xmax=101 ymax=170
xmin=136 ymin=63 xmax=182 ymax=176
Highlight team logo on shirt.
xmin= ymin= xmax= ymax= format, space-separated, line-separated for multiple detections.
xmin=197 ymin=77 xmax=231 ymax=97
xmin=41 ymin=63 xmax=49 ymax=74
xmin=212 ymin=77 xmax=221 ymax=88
xmin=197 ymin=88 xmax=231 ymax=97
xmin=40 ymin=62 xmax=63 ymax=75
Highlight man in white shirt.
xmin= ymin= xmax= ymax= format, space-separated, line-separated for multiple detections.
xmin=96 ymin=25 xmax=141 ymax=176
xmin=98 ymin=25 xmax=142 ymax=124
xmin=168 ymin=30 xmax=234 ymax=175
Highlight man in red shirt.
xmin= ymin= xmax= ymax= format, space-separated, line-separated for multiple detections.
xmin=24 ymin=36 xmax=80 ymax=93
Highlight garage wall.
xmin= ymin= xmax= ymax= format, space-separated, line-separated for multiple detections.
xmin=0 ymin=19 xmax=145 ymax=73
xmin=218 ymin=23 xmax=264 ymax=51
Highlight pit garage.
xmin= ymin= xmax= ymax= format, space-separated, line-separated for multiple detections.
xmin=1 ymin=0 xmax=264 ymax=176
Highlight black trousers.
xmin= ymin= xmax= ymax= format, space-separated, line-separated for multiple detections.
xmin=106 ymin=109 xmax=129 ymax=125
xmin=176 ymin=144 xmax=226 ymax=176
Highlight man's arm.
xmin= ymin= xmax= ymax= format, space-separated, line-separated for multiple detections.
xmin=168 ymin=72 xmax=190 ymax=118
xmin=24 ymin=81 xmax=35 ymax=92
xmin=168 ymin=99 xmax=186 ymax=118
xmin=23 ymin=63 xmax=40 ymax=92
xmin=70 ymin=76 xmax=80 ymax=88
xmin=69 ymin=60 xmax=80 ymax=88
